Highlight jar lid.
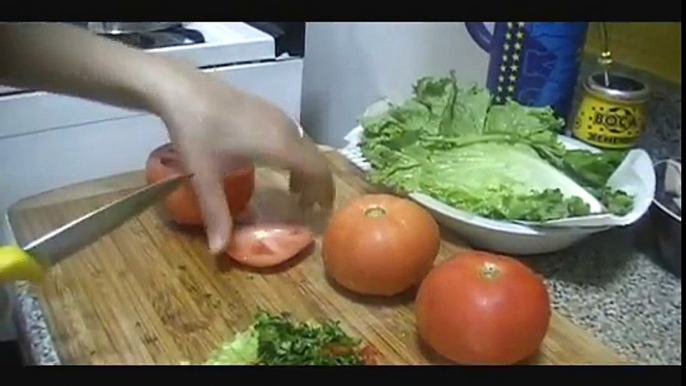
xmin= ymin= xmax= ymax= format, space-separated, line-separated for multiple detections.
xmin=584 ymin=72 xmax=651 ymax=103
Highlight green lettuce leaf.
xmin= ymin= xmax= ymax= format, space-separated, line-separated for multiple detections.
xmin=204 ymin=326 xmax=259 ymax=365
xmin=359 ymin=73 xmax=633 ymax=222
xmin=415 ymin=143 xmax=593 ymax=221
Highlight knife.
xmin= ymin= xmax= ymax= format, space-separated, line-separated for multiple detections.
xmin=0 ymin=174 xmax=192 ymax=283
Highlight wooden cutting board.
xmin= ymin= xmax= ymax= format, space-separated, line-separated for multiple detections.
xmin=9 ymin=152 xmax=627 ymax=365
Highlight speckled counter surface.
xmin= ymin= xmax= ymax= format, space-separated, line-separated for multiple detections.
xmin=528 ymin=223 xmax=681 ymax=365
xmin=8 ymin=59 xmax=681 ymax=366
xmin=12 ymin=282 xmax=60 ymax=365
xmin=542 ymin=59 xmax=682 ymax=366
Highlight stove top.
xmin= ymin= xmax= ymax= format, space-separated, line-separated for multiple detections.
xmin=104 ymin=24 xmax=206 ymax=50
xmin=0 ymin=22 xmax=302 ymax=96
xmin=55 ymin=22 xmax=277 ymax=71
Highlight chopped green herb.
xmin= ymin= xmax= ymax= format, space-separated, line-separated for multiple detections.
xmin=202 ymin=311 xmax=374 ymax=365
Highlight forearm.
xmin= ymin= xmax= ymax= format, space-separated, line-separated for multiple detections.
xmin=0 ymin=22 xmax=188 ymax=115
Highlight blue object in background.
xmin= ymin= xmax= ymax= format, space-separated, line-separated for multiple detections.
xmin=466 ymin=22 xmax=589 ymax=119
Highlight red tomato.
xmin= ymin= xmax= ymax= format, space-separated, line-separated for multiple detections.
xmin=358 ymin=345 xmax=381 ymax=365
xmin=145 ymin=143 xmax=255 ymax=226
xmin=226 ymin=224 xmax=314 ymax=268
xmin=322 ymin=194 xmax=441 ymax=296
xmin=415 ymin=251 xmax=551 ymax=365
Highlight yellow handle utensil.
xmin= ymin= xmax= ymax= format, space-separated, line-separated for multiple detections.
xmin=0 ymin=174 xmax=191 ymax=283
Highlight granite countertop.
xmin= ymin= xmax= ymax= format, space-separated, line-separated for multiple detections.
xmin=537 ymin=58 xmax=682 ymax=365
xmin=8 ymin=59 xmax=682 ymax=366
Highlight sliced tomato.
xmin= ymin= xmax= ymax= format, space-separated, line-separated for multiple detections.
xmin=226 ymin=224 xmax=314 ymax=268
xmin=358 ymin=345 xmax=381 ymax=365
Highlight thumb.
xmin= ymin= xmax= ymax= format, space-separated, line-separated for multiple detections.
xmin=185 ymin=152 xmax=233 ymax=255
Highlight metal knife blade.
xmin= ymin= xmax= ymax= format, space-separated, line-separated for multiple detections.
xmin=22 ymin=174 xmax=191 ymax=268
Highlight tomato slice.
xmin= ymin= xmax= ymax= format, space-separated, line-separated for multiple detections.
xmin=358 ymin=345 xmax=381 ymax=365
xmin=226 ymin=224 xmax=314 ymax=268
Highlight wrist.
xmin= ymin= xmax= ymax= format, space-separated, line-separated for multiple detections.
xmin=134 ymin=56 xmax=202 ymax=118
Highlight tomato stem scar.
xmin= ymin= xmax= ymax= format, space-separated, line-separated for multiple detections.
xmin=365 ymin=206 xmax=386 ymax=218
xmin=479 ymin=262 xmax=500 ymax=280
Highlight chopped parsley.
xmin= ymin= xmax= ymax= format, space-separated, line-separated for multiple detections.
xmin=203 ymin=311 xmax=375 ymax=365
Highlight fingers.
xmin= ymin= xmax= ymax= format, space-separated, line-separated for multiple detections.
xmin=290 ymin=165 xmax=335 ymax=210
xmin=293 ymin=137 xmax=336 ymax=210
xmin=235 ymin=119 xmax=335 ymax=211
xmin=274 ymin=126 xmax=335 ymax=210
xmin=221 ymin=93 xmax=335 ymax=211
xmin=289 ymin=168 xmax=303 ymax=194
xmin=181 ymin=146 xmax=234 ymax=255
xmin=277 ymin=139 xmax=335 ymax=210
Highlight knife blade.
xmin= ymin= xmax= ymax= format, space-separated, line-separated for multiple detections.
xmin=22 ymin=173 xmax=191 ymax=268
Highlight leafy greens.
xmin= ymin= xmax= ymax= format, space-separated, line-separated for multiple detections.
xmin=359 ymin=72 xmax=634 ymax=222
xmin=202 ymin=311 xmax=372 ymax=365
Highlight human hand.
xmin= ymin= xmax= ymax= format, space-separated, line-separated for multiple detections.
xmin=154 ymin=68 xmax=335 ymax=254
xmin=0 ymin=23 xmax=334 ymax=255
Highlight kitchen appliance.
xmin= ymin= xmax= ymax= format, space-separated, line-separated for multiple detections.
xmin=650 ymin=159 xmax=681 ymax=277
xmin=0 ymin=22 xmax=305 ymax=95
xmin=77 ymin=22 xmax=183 ymax=35
xmin=465 ymin=22 xmax=589 ymax=119
xmin=0 ymin=21 xmax=305 ymax=342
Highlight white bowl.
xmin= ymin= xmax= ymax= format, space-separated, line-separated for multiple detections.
xmin=340 ymin=127 xmax=653 ymax=255
xmin=408 ymin=135 xmax=611 ymax=255
xmin=409 ymin=191 xmax=609 ymax=255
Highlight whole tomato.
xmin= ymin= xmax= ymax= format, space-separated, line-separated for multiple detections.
xmin=145 ymin=143 xmax=254 ymax=226
xmin=415 ymin=251 xmax=551 ymax=365
xmin=323 ymin=194 xmax=441 ymax=296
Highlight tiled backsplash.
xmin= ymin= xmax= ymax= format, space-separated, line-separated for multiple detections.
xmin=583 ymin=22 xmax=681 ymax=85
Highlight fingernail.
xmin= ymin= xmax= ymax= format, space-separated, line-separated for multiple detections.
xmin=209 ymin=234 xmax=226 ymax=255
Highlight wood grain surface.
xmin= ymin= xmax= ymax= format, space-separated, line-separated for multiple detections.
xmin=9 ymin=152 xmax=627 ymax=365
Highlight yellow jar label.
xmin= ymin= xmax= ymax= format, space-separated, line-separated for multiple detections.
xmin=572 ymin=94 xmax=646 ymax=149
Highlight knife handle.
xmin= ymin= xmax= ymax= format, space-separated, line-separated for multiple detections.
xmin=0 ymin=245 xmax=47 ymax=283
